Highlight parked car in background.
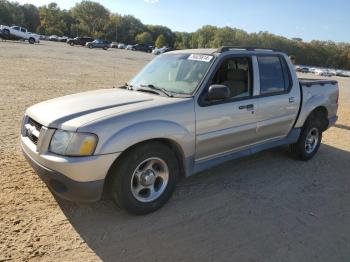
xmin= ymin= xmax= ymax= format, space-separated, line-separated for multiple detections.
xmin=316 ymin=70 xmax=333 ymax=77
xmin=59 ymin=36 xmax=69 ymax=42
xmin=0 ymin=25 xmax=40 ymax=44
xmin=153 ymin=46 xmax=172 ymax=55
xmin=118 ymin=43 xmax=126 ymax=49
xmin=125 ymin=44 xmax=133 ymax=50
xmin=21 ymin=47 xmax=338 ymax=214
xmin=49 ymin=35 xmax=59 ymax=41
xmin=132 ymin=44 xmax=152 ymax=52
xmin=39 ymin=35 xmax=47 ymax=40
xmin=67 ymin=37 xmax=94 ymax=46
xmin=295 ymin=66 xmax=310 ymax=73
xmin=110 ymin=42 xmax=118 ymax=48
xmin=309 ymin=68 xmax=317 ymax=74
xmin=336 ymin=70 xmax=350 ymax=77
xmin=86 ymin=39 xmax=111 ymax=50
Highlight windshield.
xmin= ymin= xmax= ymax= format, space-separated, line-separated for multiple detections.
xmin=130 ymin=53 xmax=214 ymax=95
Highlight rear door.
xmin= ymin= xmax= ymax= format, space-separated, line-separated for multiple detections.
xmin=254 ymin=55 xmax=300 ymax=142
xmin=11 ymin=26 xmax=21 ymax=38
xmin=195 ymin=55 xmax=261 ymax=161
xmin=20 ymin=27 xmax=27 ymax=39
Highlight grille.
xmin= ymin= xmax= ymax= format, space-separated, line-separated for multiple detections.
xmin=26 ymin=117 xmax=43 ymax=145
xmin=27 ymin=133 xmax=38 ymax=145
xmin=28 ymin=117 xmax=43 ymax=132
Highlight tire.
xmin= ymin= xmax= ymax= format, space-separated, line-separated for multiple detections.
xmin=103 ymin=46 xmax=108 ymax=50
xmin=290 ymin=115 xmax=323 ymax=161
xmin=108 ymin=142 xmax=179 ymax=215
xmin=28 ymin=38 xmax=35 ymax=44
xmin=88 ymin=44 xmax=93 ymax=49
xmin=70 ymin=42 xmax=74 ymax=46
xmin=3 ymin=29 xmax=10 ymax=39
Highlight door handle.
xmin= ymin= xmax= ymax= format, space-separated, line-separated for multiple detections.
xmin=289 ymin=97 xmax=295 ymax=103
xmin=239 ymin=104 xmax=254 ymax=110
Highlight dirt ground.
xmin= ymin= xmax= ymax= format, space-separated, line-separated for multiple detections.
xmin=0 ymin=41 xmax=350 ymax=262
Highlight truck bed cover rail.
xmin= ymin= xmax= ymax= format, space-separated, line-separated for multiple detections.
xmin=299 ymin=78 xmax=338 ymax=87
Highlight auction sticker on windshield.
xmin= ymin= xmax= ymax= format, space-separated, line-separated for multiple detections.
xmin=188 ymin=54 xmax=213 ymax=62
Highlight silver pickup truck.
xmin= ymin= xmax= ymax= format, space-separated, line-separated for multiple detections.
xmin=21 ymin=47 xmax=339 ymax=214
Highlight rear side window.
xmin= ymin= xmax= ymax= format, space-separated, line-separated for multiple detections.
xmin=258 ymin=56 xmax=291 ymax=95
xmin=20 ymin=28 xmax=26 ymax=32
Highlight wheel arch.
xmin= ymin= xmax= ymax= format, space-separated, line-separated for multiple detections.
xmin=103 ymin=138 xmax=187 ymax=193
xmin=303 ymin=106 xmax=329 ymax=131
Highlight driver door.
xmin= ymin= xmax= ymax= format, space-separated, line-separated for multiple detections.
xmin=195 ymin=55 xmax=260 ymax=161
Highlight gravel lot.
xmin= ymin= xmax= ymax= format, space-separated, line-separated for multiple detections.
xmin=1 ymin=41 xmax=350 ymax=262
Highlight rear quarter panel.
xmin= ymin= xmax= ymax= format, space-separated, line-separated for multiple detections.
xmin=295 ymin=82 xmax=339 ymax=128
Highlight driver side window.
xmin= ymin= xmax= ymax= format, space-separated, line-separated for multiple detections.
xmin=211 ymin=57 xmax=252 ymax=99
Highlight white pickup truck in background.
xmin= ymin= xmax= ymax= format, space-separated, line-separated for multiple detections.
xmin=0 ymin=25 xmax=40 ymax=44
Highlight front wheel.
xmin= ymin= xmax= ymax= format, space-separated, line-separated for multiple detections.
xmin=290 ymin=119 xmax=322 ymax=161
xmin=108 ymin=142 xmax=179 ymax=215
xmin=88 ymin=44 xmax=93 ymax=49
xmin=3 ymin=29 xmax=10 ymax=37
xmin=28 ymin=38 xmax=35 ymax=44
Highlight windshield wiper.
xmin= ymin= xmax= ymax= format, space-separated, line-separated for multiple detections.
xmin=118 ymin=83 xmax=134 ymax=90
xmin=139 ymin=84 xmax=174 ymax=97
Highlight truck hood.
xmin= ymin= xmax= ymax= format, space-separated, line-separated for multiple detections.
xmin=26 ymin=89 xmax=170 ymax=130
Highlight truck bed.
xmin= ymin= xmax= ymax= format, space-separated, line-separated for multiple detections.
xmin=299 ymin=78 xmax=338 ymax=87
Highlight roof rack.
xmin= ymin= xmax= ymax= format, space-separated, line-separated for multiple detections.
xmin=217 ymin=46 xmax=280 ymax=53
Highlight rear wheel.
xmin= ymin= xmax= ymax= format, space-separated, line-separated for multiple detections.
xmin=88 ymin=44 xmax=93 ymax=49
xmin=290 ymin=115 xmax=323 ymax=161
xmin=108 ymin=142 xmax=179 ymax=215
xmin=103 ymin=46 xmax=108 ymax=50
xmin=70 ymin=42 xmax=74 ymax=46
xmin=28 ymin=38 xmax=35 ymax=44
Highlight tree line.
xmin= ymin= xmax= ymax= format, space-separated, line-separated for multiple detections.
xmin=1 ymin=0 xmax=349 ymax=70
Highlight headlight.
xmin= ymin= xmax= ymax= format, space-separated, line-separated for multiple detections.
xmin=49 ymin=130 xmax=98 ymax=156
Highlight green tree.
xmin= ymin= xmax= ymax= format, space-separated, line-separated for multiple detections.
xmin=0 ymin=0 xmax=350 ymax=69
xmin=155 ymin=34 xmax=166 ymax=47
xmin=21 ymin=4 xmax=40 ymax=32
xmin=104 ymin=14 xmax=122 ymax=41
xmin=117 ymin=15 xmax=145 ymax=44
xmin=147 ymin=25 xmax=175 ymax=47
xmin=71 ymin=1 xmax=109 ymax=38
xmin=197 ymin=25 xmax=218 ymax=48
xmin=135 ymin=31 xmax=153 ymax=45
xmin=38 ymin=3 xmax=67 ymax=35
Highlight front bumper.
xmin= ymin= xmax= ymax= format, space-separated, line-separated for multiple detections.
xmin=21 ymin=135 xmax=120 ymax=202
xmin=23 ymin=150 xmax=104 ymax=202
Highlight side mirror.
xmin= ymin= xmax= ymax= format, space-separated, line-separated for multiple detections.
xmin=206 ymin=85 xmax=231 ymax=101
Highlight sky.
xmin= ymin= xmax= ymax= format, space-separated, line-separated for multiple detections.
xmin=15 ymin=0 xmax=350 ymax=43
